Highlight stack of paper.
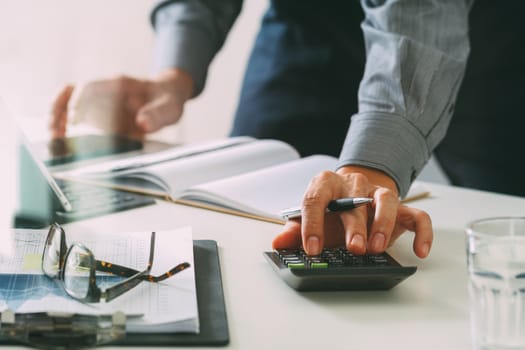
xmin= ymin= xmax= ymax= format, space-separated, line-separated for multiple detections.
xmin=0 ymin=226 xmax=199 ymax=333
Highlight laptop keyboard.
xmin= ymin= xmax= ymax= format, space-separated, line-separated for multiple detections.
xmin=54 ymin=179 xmax=155 ymax=222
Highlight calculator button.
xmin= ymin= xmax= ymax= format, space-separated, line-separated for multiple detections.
xmin=310 ymin=262 xmax=328 ymax=269
xmin=280 ymin=253 xmax=299 ymax=259
xmin=329 ymin=260 xmax=345 ymax=267
xmin=283 ymin=258 xmax=303 ymax=265
xmin=288 ymin=263 xmax=306 ymax=269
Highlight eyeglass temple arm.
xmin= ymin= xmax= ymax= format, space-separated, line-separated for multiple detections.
xmin=102 ymin=270 xmax=150 ymax=302
xmin=95 ymin=231 xmax=190 ymax=281
xmin=95 ymin=260 xmax=190 ymax=280
xmin=140 ymin=230 xmax=189 ymax=281
xmin=94 ymin=231 xmax=156 ymax=277
xmin=144 ymin=262 xmax=191 ymax=282
xmin=101 ymin=261 xmax=191 ymax=302
xmin=99 ymin=232 xmax=156 ymax=302
xmin=95 ymin=260 xmax=142 ymax=277
xmin=98 ymin=232 xmax=191 ymax=302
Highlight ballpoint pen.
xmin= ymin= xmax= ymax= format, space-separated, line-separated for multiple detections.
xmin=279 ymin=197 xmax=373 ymax=220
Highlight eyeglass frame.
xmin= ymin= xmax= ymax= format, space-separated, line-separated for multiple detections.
xmin=42 ymin=223 xmax=190 ymax=303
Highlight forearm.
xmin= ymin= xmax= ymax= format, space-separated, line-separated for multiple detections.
xmin=150 ymin=0 xmax=243 ymax=96
xmin=155 ymin=67 xmax=195 ymax=102
xmin=339 ymin=0 xmax=472 ymax=197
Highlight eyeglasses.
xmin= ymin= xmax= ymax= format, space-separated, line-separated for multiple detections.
xmin=42 ymin=223 xmax=190 ymax=303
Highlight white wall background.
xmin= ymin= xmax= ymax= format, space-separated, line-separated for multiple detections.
xmin=0 ymin=0 xmax=267 ymax=143
xmin=0 ymin=1 xmax=155 ymax=116
xmin=0 ymin=0 xmax=448 ymax=184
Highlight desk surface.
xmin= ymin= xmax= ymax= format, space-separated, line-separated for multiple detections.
xmin=4 ymin=181 xmax=525 ymax=349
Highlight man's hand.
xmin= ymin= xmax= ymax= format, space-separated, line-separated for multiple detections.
xmin=272 ymin=165 xmax=433 ymax=258
xmin=49 ymin=68 xmax=194 ymax=139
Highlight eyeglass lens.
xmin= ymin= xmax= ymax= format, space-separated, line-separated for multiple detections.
xmin=42 ymin=224 xmax=63 ymax=278
xmin=63 ymin=244 xmax=92 ymax=300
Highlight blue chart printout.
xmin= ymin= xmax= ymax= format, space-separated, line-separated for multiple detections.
xmin=0 ymin=230 xmax=63 ymax=312
xmin=0 ymin=227 xmax=199 ymax=333
xmin=0 ymin=274 xmax=67 ymax=311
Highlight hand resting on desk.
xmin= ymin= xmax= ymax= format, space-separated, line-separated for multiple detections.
xmin=272 ymin=165 xmax=433 ymax=258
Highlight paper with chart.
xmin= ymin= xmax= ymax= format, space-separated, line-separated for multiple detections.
xmin=0 ymin=226 xmax=199 ymax=333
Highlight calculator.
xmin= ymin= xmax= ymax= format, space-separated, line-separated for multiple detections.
xmin=263 ymin=248 xmax=417 ymax=291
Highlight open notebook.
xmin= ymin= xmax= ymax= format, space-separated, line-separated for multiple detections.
xmin=54 ymin=137 xmax=430 ymax=224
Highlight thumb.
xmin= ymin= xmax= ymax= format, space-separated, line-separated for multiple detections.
xmin=136 ymin=94 xmax=184 ymax=133
xmin=272 ymin=221 xmax=302 ymax=249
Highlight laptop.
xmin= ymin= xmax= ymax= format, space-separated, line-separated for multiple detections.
xmin=14 ymin=132 xmax=155 ymax=228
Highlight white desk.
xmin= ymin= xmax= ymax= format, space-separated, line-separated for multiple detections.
xmin=18 ymin=181 xmax=516 ymax=350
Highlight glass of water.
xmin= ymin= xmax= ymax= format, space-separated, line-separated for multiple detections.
xmin=466 ymin=217 xmax=525 ymax=350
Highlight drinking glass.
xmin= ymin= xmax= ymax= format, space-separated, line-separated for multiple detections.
xmin=465 ymin=217 xmax=525 ymax=349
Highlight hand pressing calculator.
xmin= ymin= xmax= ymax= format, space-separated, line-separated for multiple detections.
xmin=264 ymin=248 xmax=416 ymax=291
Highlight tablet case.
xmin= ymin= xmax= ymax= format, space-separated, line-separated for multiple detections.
xmin=0 ymin=239 xmax=229 ymax=347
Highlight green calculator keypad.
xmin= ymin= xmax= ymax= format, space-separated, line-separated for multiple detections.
xmin=264 ymin=247 xmax=417 ymax=291
xmin=275 ymin=248 xmax=390 ymax=269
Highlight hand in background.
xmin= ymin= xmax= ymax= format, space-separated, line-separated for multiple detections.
xmin=49 ymin=68 xmax=194 ymax=139
xmin=272 ymin=166 xmax=433 ymax=258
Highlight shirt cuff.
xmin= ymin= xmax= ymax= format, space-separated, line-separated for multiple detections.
xmin=337 ymin=112 xmax=430 ymax=197
xmin=151 ymin=2 xmax=217 ymax=96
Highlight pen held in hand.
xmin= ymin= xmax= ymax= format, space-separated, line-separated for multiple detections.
xmin=279 ymin=197 xmax=373 ymax=220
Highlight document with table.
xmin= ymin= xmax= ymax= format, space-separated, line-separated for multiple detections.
xmin=0 ymin=226 xmax=198 ymax=333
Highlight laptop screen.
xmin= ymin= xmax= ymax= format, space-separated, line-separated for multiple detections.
xmin=3 ymin=103 xmax=154 ymax=229
xmin=2 ymin=106 xmax=72 ymax=228
xmin=16 ymin=140 xmax=72 ymax=227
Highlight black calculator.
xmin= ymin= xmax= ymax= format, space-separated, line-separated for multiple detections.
xmin=264 ymin=248 xmax=417 ymax=291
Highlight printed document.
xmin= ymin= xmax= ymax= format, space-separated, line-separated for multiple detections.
xmin=0 ymin=226 xmax=199 ymax=333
